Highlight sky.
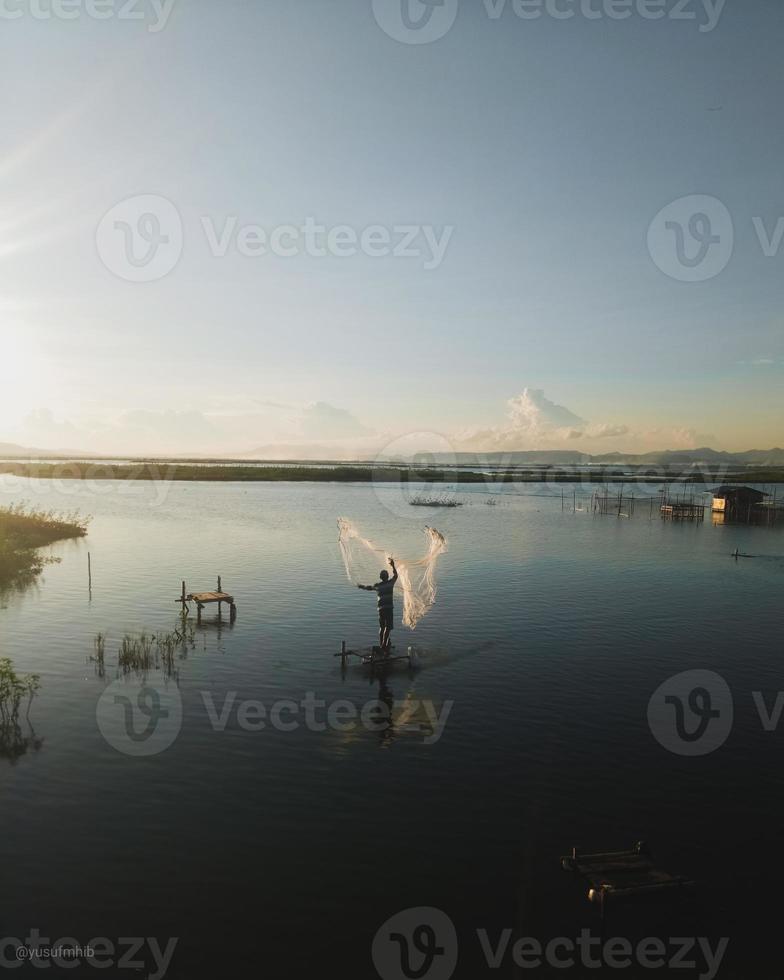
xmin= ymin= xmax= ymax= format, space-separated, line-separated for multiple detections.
xmin=1 ymin=0 xmax=783 ymax=457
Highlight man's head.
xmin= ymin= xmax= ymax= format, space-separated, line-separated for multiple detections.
xmin=379 ymin=570 xmax=389 ymax=581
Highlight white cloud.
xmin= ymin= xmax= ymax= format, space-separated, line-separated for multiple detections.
xmin=506 ymin=388 xmax=585 ymax=435
xmin=455 ymin=388 xmax=699 ymax=454
xmin=298 ymin=402 xmax=371 ymax=441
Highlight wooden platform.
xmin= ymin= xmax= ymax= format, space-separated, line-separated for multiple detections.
xmin=334 ymin=642 xmax=414 ymax=670
xmin=188 ymin=591 xmax=235 ymax=605
xmin=176 ymin=577 xmax=237 ymax=619
xmin=561 ymin=842 xmax=694 ymax=915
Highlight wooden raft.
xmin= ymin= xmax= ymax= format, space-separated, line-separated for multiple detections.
xmin=561 ymin=842 xmax=694 ymax=915
xmin=334 ymin=641 xmax=414 ymax=670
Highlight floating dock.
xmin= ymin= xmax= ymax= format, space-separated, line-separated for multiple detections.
xmin=561 ymin=841 xmax=694 ymax=918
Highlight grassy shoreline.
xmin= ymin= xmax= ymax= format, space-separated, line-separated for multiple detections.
xmin=1 ymin=461 xmax=784 ymax=484
xmin=0 ymin=505 xmax=89 ymax=589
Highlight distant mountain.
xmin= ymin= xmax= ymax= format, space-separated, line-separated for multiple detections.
xmin=405 ymin=448 xmax=784 ymax=467
xmin=0 ymin=442 xmax=95 ymax=458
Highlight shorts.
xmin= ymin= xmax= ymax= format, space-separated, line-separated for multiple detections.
xmin=378 ymin=608 xmax=394 ymax=630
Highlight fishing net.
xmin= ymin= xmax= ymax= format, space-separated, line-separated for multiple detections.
xmin=337 ymin=518 xmax=447 ymax=629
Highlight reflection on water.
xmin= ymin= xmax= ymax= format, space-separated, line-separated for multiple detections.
xmin=0 ymin=478 xmax=782 ymax=975
xmin=0 ymin=716 xmax=43 ymax=764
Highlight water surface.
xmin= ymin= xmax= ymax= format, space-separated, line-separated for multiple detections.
xmin=1 ymin=478 xmax=781 ymax=977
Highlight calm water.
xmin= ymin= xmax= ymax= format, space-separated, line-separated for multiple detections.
xmin=1 ymin=478 xmax=782 ymax=978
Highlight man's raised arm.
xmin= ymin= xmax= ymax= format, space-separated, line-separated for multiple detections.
xmin=389 ymin=558 xmax=398 ymax=583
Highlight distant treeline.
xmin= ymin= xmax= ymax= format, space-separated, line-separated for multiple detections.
xmin=2 ymin=461 xmax=784 ymax=484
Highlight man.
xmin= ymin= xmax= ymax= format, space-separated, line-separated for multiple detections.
xmin=358 ymin=558 xmax=398 ymax=653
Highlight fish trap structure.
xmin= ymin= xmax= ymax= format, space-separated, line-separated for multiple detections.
xmin=176 ymin=576 xmax=237 ymax=621
xmin=591 ymin=490 xmax=639 ymax=517
xmin=660 ymin=501 xmax=706 ymax=521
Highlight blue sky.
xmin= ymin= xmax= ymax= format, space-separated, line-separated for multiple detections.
xmin=1 ymin=0 xmax=782 ymax=455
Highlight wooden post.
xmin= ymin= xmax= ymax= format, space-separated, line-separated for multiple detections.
xmin=88 ymin=552 xmax=92 ymax=593
xmin=218 ymin=575 xmax=222 ymax=593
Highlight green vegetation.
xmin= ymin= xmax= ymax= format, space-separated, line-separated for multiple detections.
xmin=0 ymin=657 xmax=40 ymax=729
xmin=3 ymin=460 xmax=783 ymax=484
xmin=0 ymin=503 xmax=90 ymax=589
xmin=0 ymin=657 xmax=42 ymax=763
xmin=94 ymin=625 xmax=196 ymax=680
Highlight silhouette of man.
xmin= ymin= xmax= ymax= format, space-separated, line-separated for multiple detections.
xmin=358 ymin=558 xmax=398 ymax=653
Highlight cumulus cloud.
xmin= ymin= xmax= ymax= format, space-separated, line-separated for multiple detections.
xmin=455 ymin=388 xmax=682 ymax=453
xmin=456 ymin=387 xmax=594 ymax=451
xmin=298 ymin=402 xmax=371 ymax=441
xmin=19 ymin=408 xmax=81 ymax=447
xmin=506 ymin=388 xmax=585 ymax=435
xmin=4 ymin=399 xmax=377 ymax=457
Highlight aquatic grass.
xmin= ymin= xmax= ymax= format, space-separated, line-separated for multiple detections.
xmin=0 ymin=657 xmax=40 ymax=729
xmin=91 ymin=632 xmax=107 ymax=678
xmin=0 ymin=503 xmax=90 ymax=589
xmin=103 ymin=623 xmax=196 ymax=679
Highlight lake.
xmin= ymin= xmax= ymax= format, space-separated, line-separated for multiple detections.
xmin=1 ymin=477 xmax=782 ymax=978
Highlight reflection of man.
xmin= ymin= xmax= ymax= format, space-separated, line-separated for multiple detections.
xmin=358 ymin=558 xmax=398 ymax=653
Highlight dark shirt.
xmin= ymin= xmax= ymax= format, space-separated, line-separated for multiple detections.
xmin=374 ymin=580 xmax=395 ymax=610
